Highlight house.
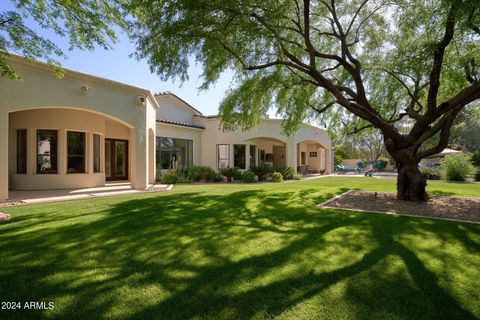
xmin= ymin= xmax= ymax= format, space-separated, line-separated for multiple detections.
xmin=0 ymin=55 xmax=332 ymax=201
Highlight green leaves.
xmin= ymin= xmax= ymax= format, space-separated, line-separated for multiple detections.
xmin=1 ymin=0 xmax=127 ymax=79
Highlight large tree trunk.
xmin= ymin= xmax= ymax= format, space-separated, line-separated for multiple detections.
xmin=385 ymin=138 xmax=429 ymax=202
xmin=396 ymin=160 xmax=428 ymax=202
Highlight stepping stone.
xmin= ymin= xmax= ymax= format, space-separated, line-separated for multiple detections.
xmin=0 ymin=212 xmax=11 ymax=221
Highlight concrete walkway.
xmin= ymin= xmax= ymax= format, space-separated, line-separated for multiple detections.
xmin=3 ymin=182 xmax=172 ymax=207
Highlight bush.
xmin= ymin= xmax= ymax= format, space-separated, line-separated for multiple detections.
xmin=242 ymin=170 xmax=256 ymax=183
xmin=160 ymin=172 xmax=179 ymax=184
xmin=292 ymin=173 xmax=303 ymax=180
xmin=185 ymin=166 xmax=216 ymax=182
xmin=442 ymin=154 xmax=474 ymax=181
xmin=272 ymin=172 xmax=283 ymax=182
xmin=474 ymin=168 xmax=480 ymax=181
xmin=212 ymin=172 xmax=224 ymax=182
xmin=219 ymin=167 xmax=238 ymax=182
xmin=233 ymin=170 xmax=244 ymax=181
xmin=334 ymin=154 xmax=343 ymax=166
xmin=319 ymin=169 xmax=326 ymax=175
xmin=420 ymin=167 xmax=442 ymax=180
xmin=250 ymin=164 xmax=273 ymax=181
xmin=276 ymin=167 xmax=295 ymax=180
xmin=472 ymin=150 xmax=480 ymax=167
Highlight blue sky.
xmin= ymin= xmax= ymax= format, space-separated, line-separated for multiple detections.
xmin=4 ymin=1 xmax=235 ymax=116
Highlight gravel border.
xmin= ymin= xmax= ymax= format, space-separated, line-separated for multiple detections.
xmin=317 ymin=190 xmax=480 ymax=224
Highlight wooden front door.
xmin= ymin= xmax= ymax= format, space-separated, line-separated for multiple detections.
xmin=273 ymin=145 xmax=286 ymax=168
xmin=105 ymin=139 xmax=128 ymax=180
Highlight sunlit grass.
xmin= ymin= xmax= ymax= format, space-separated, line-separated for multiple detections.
xmin=0 ymin=177 xmax=479 ymax=319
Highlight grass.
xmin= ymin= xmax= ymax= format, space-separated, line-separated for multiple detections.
xmin=0 ymin=177 xmax=479 ymax=320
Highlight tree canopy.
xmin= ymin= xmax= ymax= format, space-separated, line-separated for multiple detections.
xmin=0 ymin=0 xmax=126 ymax=79
xmin=129 ymin=0 xmax=480 ymax=200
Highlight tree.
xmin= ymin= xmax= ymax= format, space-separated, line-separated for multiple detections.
xmin=450 ymin=105 xmax=480 ymax=151
xmin=349 ymin=129 xmax=386 ymax=162
xmin=129 ymin=0 xmax=480 ymax=201
xmin=1 ymin=0 xmax=126 ymax=79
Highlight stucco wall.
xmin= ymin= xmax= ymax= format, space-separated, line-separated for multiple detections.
xmin=0 ymin=57 xmax=158 ymax=199
xmin=8 ymin=108 xmax=131 ymax=190
xmin=156 ymin=123 xmax=203 ymax=165
xmin=196 ymin=118 xmax=332 ymax=171
xmin=155 ymin=95 xmax=197 ymax=124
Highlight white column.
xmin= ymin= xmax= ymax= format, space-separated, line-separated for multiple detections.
xmin=0 ymin=112 xmax=9 ymax=200
xmin=325 ymin=148 xmax=333 ymax=174
xmin=286 ymin=140 xmax=297 ymax=171
xmin=130 ymin=127 xmax=148 ymax=190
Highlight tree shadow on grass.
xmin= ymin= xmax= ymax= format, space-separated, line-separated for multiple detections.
xmin=0 ymin=186 xmax=478 ymax=319
xmin=430 ymin=190 xmax=456 ymax=196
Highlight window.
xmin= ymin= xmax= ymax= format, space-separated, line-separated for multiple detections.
xmin=16 ymin=129 xmax=27 ymax=174
xmin=249 ymin=145 xmax=256 ymax=168
xmin=67 ymin=131 xmax=86 ymax=173
xmin=37 ymin=130 xmax=58 ymax=174
xmin=156 ymin=137 xmax=193 ymax=169
xmin=93 ymin=134 xmax=101 ymax=173
xmin=301 ymin=152 xmax=307 ymax=165
xmin=234 ymin=144 xmax=246 ymax=169
xmin=258 ymin=149 xmax=265 ymax=165
xmin=217 ymin=144 xmax=230 ymax=169
xmin=309 ymin=151 xmax=318 ymax=157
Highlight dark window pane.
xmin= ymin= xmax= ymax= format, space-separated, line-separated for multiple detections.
xmin=17 ymin=129 xmax=27 ymax=174
xmin=93 ymin=134 xmax=101 ymax=173
xmin=156 ymin=137 xmax=193 ymax=170
xmin=249 ymin=145 xmax=256 ymax=168
xmin=67 ymin=131 xmax=85 ymax=173
xmin=37 ymin=130 xmax=57 ymax=174
xmin=234 ymin=144 xmax=246 ymax=169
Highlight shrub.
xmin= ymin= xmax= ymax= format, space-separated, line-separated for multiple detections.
xmin=185 ymin=166 xmax=216 ymax=182
xmin=272 ymin=172 xmax=283 ymax=182
xmin=250 ymin=164 xmax=273 ymax=181
xmin=442 ymin=154 xmax=474 ymax=181
xmin=212 ymin=172 xmax=224 ymax=182
xmin=474 ymin=168 xmax=480 ymax=181
xmin=472 ymin=150 xmax=480 ymax=167
xmin=160 ymin=172 xmax=179 ymax=184
xmin=319 ymin=169 xmax=326 ymax=175
xmin=242 ymin=170 xmax=256 ymax=183
xmin=292 ymin=173 xmax=303 ymax=180
xmin=276 ymin=167 xmax=295 ymax=180
xmin=233 ymin=170 xmax=244 ymax=181
xmin=219 ymin=167 xmax=238 ymax=182
xmin=334 ymin=154 xmax=343 ymax=166
xmin=420 ymin=167 xmax=442 ymax=180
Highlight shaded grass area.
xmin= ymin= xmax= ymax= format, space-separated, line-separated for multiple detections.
xmin=0 ymin=178 xmax=479 ymax=319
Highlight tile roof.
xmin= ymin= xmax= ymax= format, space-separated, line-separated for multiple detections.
xmin=156 ymin=118 xmax=205 ymax=129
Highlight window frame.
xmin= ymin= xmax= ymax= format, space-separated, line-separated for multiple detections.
xmin=93 ymin=133 xmax=101 ymax=173
xmin=217 ymin=144 xmax=230 ymax=169
xmin=301 ymin=151 xmax=307 ymax=165
xmin=249 ymin=145 xmax=257 ymax=168
xmin=36 ymin=129 xmax=58 ymax=174
xmin=16 ymin=129 xmax=27 ymax=174
xmin=233 ymin=144 xmax=246 ymax=169
xmin=66 ymin=131 xmax=86 ymax=174
xmin=309 ymin=151 xmax=318 ymax=158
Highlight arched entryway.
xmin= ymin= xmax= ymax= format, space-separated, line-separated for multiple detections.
xmin=7 ymin=107 xmax=134 ymax=192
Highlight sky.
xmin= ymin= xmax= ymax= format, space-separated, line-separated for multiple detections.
xmin=4 ymin=1 xmax=235 ymax=116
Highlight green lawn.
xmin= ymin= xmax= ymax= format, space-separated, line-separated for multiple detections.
xmin=1 ymin=177 xmax=479 ymax=320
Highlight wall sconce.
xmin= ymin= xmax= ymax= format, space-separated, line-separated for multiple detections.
xmin=81 ymin=86 xmax=92 ymax=92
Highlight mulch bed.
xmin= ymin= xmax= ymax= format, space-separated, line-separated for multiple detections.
xmin=319 ymin=191 xmax=480 ymax=223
